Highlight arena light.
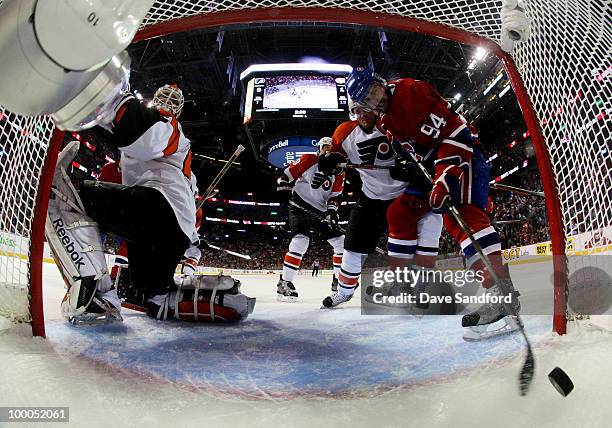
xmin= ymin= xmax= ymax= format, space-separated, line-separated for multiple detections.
xmin=499 ymin=84 xmax=512 ymax=98
xmin=474 ymin=46 xmax=488 ymax=61
xmin=483 ymin=73 xmax=504 ymax=95
xmin=240 ymin=63 xmax=353 ymax=80
xmin=454 ymin=93 xmax=462 ymax=101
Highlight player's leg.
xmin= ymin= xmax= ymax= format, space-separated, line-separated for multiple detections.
xmin=326 ymin=234 xmax=344 ymax=291
xmin=444 ymin=150 xmax=520 ymax=338
xmin=277 ymin=202 xmax=311 ymax=302
xmin=45 ymin=142 xmax=121 ymax=324
xmin=322 ymin=196 xmax=390 ymax=308
xmin=367 ymin=193 xmax=441 ymax=307
xmin=79 ymin=180 xmax=191 ymax=309
xmin=278 ymin=233 xmax=309 ymax=302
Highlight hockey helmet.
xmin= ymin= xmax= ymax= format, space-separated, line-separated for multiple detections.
xmin=346 ymin=67 xmax=385 ymax=105
xmin=317 ymin=136 xmax=333 ymax=154
xmin=153 ymin=84 xmax=184 ymax=117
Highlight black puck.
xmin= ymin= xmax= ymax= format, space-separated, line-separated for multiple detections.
xmin=548 ymin=367 xmax=574 ymax=396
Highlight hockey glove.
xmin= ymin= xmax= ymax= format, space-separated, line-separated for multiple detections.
xmin=321 ymin=209 xmax=339 ymax=232
xmin=311 ymin=171 xmax=330 ymax=189
xmin=390 ymin=159 xmax=433 ymax=193
xmin=429 ymin=161 xmax=467 ymax=213
xmin=276 ymin=175 xmax=293 ymax=192
xmin=318 ymin=152 xmax=346 ymax=175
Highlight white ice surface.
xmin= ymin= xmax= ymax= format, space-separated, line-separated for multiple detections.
xmin=1 ymin=262 xmax=612 ymax=428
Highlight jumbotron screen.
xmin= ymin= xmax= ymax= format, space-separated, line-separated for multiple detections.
xmin=241 ymin=63 xmax=352 ymax=123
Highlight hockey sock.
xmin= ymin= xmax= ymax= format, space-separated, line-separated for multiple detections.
xmin=338 ymin=249 xmax=363 ymax=296
xmin=282 ymin=234 xmax=309 ymax=282
xmin=327 ymin=235 xmax=344 ymax=278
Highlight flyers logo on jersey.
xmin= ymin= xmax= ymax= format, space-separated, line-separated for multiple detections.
xmin=356 ymin=136 xmax=394 ymax=164
xmin=311 ymin=172 xmax=332 ymax=190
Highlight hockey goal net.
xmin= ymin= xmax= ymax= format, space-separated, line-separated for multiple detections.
xmin=0 ymin=0 xmax=610 ymax=336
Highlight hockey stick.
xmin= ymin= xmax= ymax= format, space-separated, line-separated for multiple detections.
xmin=493 ymin=219 xmax=527 ymax=225
xmin=288 ymin=200 xmax=386 ymax=255
xmin=341 ymin=163 xmax=545 ymax=199
xmin=339 ymin=162 xmax=390 ymax=171
xmin=200 ymin=240 xmax=252 ymax=260
xmin=490 ymin=183 xmax=545 ymax=198
xmin=406 ymin=151 xmax=535 ymax=396
xmin=198 ymin=145 xmax=246 ymax=208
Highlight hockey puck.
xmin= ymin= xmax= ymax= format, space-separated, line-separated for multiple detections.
xmin=548 ymin=367 xmax=574 ymax=396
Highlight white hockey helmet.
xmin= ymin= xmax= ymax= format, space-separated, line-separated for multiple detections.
xmin=152 ymin=84 xmax=184 ymax=117
xmin=317 ymin=136 xmax=333 ymax=154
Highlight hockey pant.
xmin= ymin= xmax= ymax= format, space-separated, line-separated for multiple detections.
xmin=387 ymin=193 xmax=442 ymax=269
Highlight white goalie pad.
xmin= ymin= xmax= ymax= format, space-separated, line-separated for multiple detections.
xmin=152 ymin=274 xmax=256 ymax=322
xmin=175 ymin=274 xmax=237 ymax=291
xmin=45 ymin=141 xmax=115 ymax=320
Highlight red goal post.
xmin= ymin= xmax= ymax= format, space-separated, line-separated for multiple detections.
xmin=1 ymin=0 xmax=610 ymax=336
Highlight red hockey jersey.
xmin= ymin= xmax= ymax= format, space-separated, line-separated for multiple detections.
xmin=379 ymin=78 xmax=474 ymax=163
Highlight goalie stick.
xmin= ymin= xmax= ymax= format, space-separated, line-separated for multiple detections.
xmin=403 ymin=150 xmax=536 ymax=396
xmin=197 ymin=145 xmax=246 ymax=209
xmin=288 ymin=200 xmax=386 ymax=255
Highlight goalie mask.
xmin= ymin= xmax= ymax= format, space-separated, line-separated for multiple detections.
xmin=153 ymin=84 xmax=184 ymax=117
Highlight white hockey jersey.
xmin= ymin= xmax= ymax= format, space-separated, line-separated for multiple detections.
xmin=283 ymin=153 xmax=344 ymax=212
xmin=109 ymin=95 xmax=196 ymax=240
xmin=331 ymin=121 xmax=406 ymax=200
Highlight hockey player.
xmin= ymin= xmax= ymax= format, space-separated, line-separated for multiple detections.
xmin=275 ymin=137 xmax=345 ymax=301
xmin=345 ymin=68 xmax=521 ymax=339
xmin=46 ymin=84 xmax=254 ymax=323
xmin=319 ymin=100 xmax=441 ymax=309
xmin=96 ymin=159 xmax=128 ymax=284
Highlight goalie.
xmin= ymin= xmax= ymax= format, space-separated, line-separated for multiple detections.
xmin=46 ymin=84 xmax=254 ymax=324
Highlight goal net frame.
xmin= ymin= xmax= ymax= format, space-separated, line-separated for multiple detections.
xmin=3 ymin=1 xmax=610 ymax=336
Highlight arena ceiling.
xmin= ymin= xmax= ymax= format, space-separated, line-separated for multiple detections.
xmin=114 ymin=22 xmax=525 ymax=198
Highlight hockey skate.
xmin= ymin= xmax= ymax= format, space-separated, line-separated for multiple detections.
xmin=66 ymin=289 xmax=123 ymax=326
xmin=276 ymin=276 xmax=298 ymax=302
xmin=462 ymin=277 xmax=521 ymax=341
xmin=321 ymin=291 xmax=353 ymax=308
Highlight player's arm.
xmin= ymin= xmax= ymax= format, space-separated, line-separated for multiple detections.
xmin=107 ymin=95 xmax=181 ymax=161
xmin=283 ymin=153 xmax=318 ymax=182
xmin=424 ymin=81 xmax=475 ymax=212
xmin=317 ymin=122 xmax=353 ymax=174
xmin=277 ymin=153 xmax=317 ymax=192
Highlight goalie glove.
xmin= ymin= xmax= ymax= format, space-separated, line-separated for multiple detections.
xmin=276 ymin=175 xmax=293 ymax=192
xmin=317 ymin=152 xmax=346 ymax=176
xmin=429 ymin=156 xmax=468 ymax=213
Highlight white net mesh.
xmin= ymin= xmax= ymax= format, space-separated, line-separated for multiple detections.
xmin=0 ymin=108 xmax=55 ymax=323
xmin=0 ymin=0 xmax=609 ymax=331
